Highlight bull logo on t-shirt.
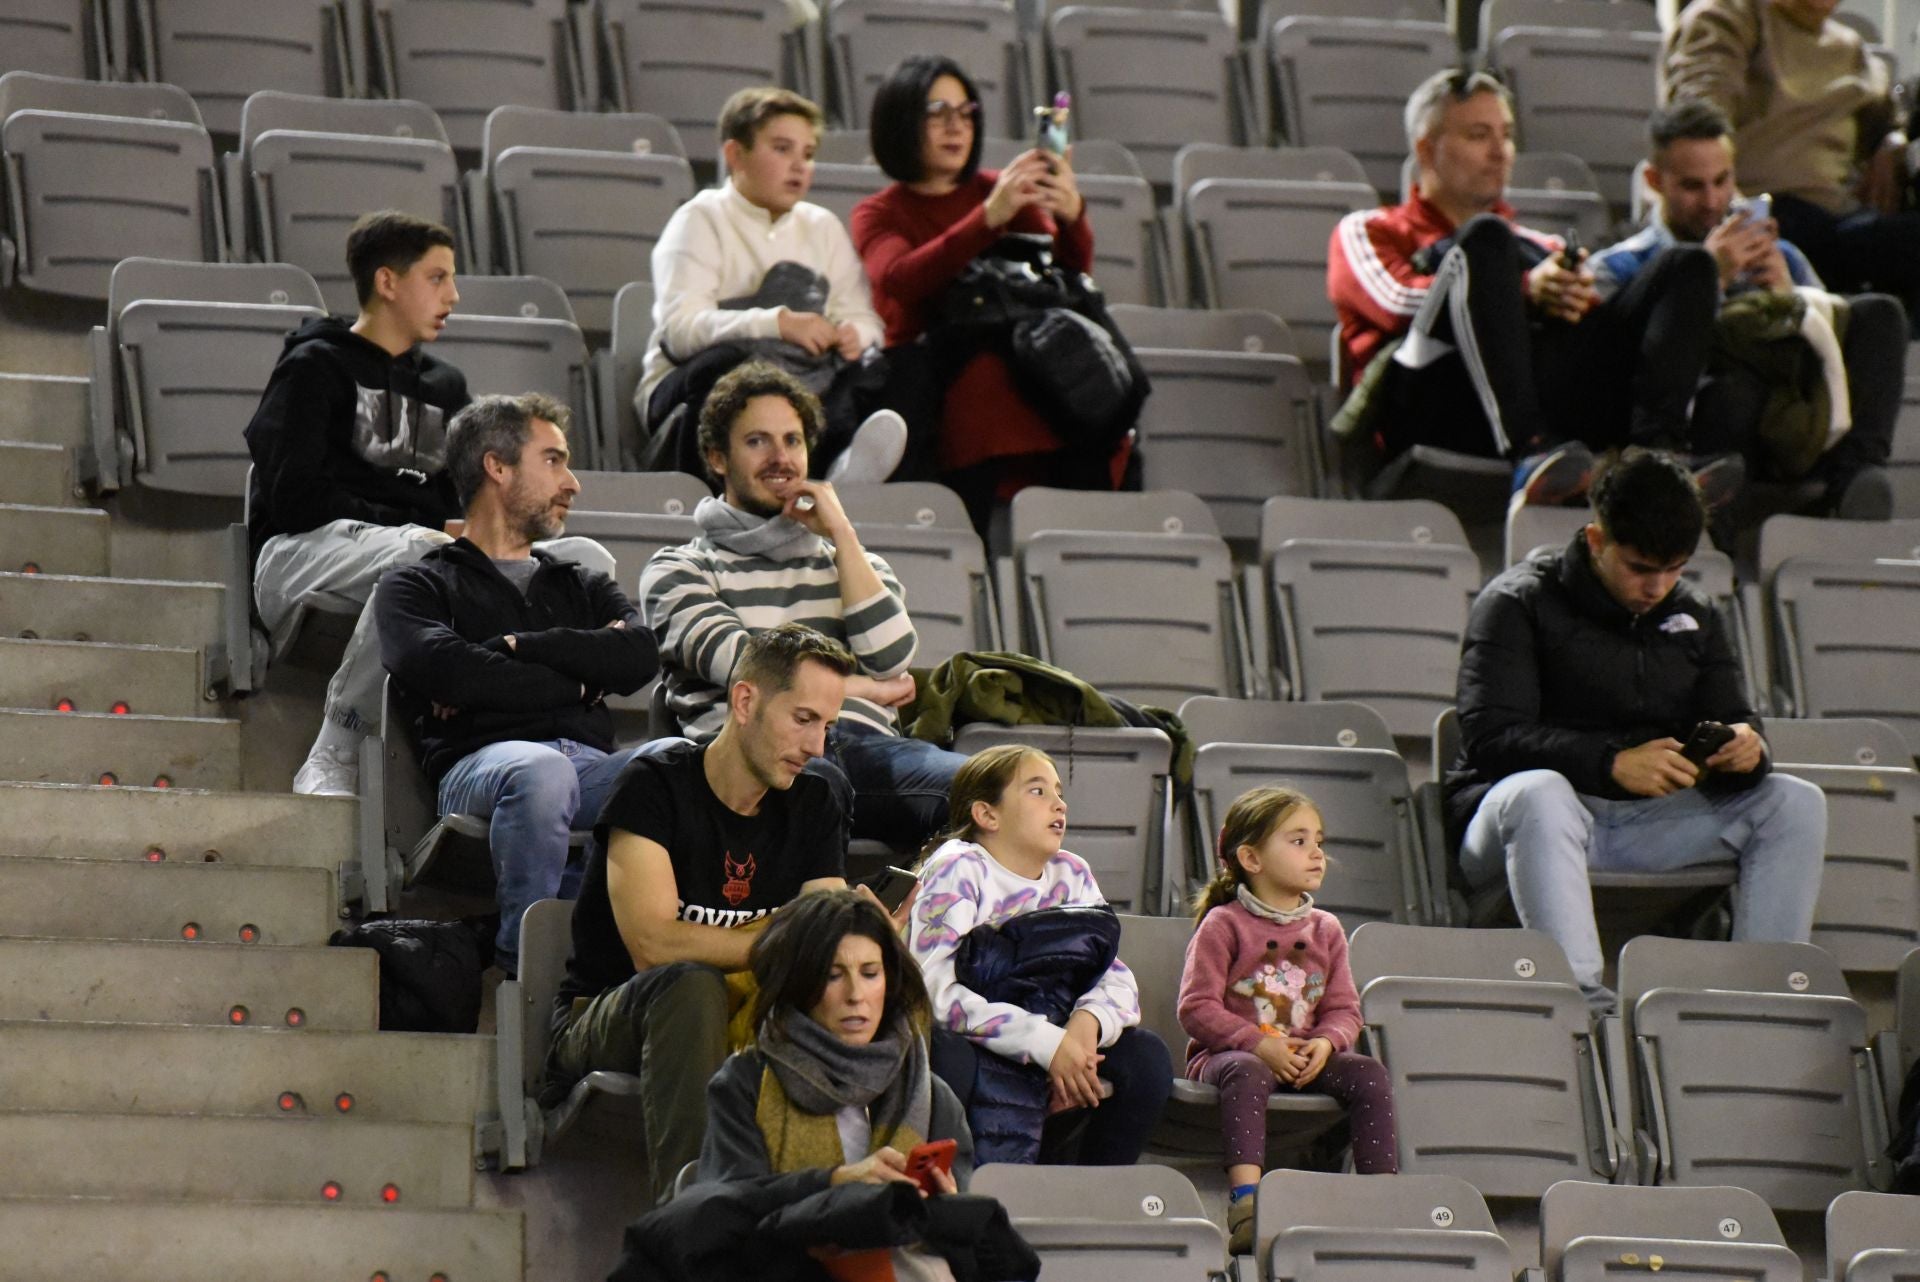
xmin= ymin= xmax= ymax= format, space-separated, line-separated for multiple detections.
xmin=720 ymin=850 xmax=757 ymax=906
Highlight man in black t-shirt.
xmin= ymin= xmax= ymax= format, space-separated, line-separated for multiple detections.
xmin=548 ymin=623 xmax=858 ymax=1197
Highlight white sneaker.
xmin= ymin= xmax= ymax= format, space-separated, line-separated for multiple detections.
xmin=292 ymin=740 xmax=359 ymax=797
xmin=824 ymin=409 xmax=908 ymax=485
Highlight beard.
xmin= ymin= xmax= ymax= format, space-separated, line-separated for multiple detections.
xmin=726 ymin=463 xmax=789 ymax=520
xmin=505 ymin=481 xmax=565 ymax=543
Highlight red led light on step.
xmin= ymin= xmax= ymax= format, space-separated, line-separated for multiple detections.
xmin=227 ymin=1005 xmax=249 ymax=1025
xmin=97 ymin=773 xmax=117 ymax=786
xmin=143 ymin=847 xmax=165 ymax=862
xmin=180 ymin=922 xmax=200 ymax=941
xmin=380 ymin=1183 xmax=400 ymax=1204
xmin=53 ymin=698 xmax=73 ymax=713
xmin=20 ymin=562 xmax=38 ymax=574
xmin=284 ymin=1007 xmax=305 ymax=1027
xmin=277 ymin=1092 xmax=300 ymax=1112
xmin=110 ymin=701 xmax=129 ymax=715
xmin=238 ymin=924 xmax=258 ymax=943
xmin=152 ymin=775 xmax=171 ymax=789
xmin=334 ymin=1092 xmax=355 ymax=1113
xmin=321 ymin=1181 xmax=341 ymax=1202
xmin=371 ymin=1274 xmax=390 ymax=1282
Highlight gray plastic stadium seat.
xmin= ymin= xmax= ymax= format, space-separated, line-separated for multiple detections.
xmin=1349 ymin=922 xmax=1623 ymax=1194
xmin=603 ymin=0 xmax=804 ymax=165
xmin=814 ymin=128 xmax=874 ymax=165
xmin=0 ymin=72 xmax=222 ymax=301
xmin=836 ymin=481 xmax=974 ymax=530
xmin=1114 ymin=912 xmax=1348 ymax=1162
xmin=830 ymin=0 xmax=1027 ymax=136
xmin=1179 ymin=695 xmax=1395 ymax=751
xmin=1190 ymin=741 xmax=1425 ymax=927
xmin=1619 ymin=935 xmax=1892 ymax=1210
xmin=236 ymin=90 xmax=460 ymax=312
xmin=1009 ymin=483 xmax=1220 ymax=541
xmin=848 ymin=525 xmax=998 ymax=665
xmin=1773 ymin=557 xmax=1920 ymax=747
xmin=953 ymin=725 xmax=1171 ymax=912
xmin=1489 ymin=26 xmax=1662 ymax=209
xmin=0 ymin=1 xmax=105 ymax=79
xmin=370 ymin=0 xmax=583 ymax=151
xmin=971 ymin=1161 xmax=1206 ymax=1219
xmin=1828 ymin=1190 xmax=1920 ymax=1281
xmin=1047 ymin=6 xmax=1248 ymax=184
xmin=1480 ymin=0 xmax=1660 ymax=45
xmin=1174 ymin=141 xmax=1371 ymax=195
xmin=433 ymin=276 xmax=600 ymax=467
xmin=1765 ymin=716 xmax=1912 ymax=768
xmin=1505 ymin=150 xmax=1613 ymax=247
xmin=1891 ymin=363 xmax=1920 ymax=517
xmin=804 ymin=160 xmax=887 ymax=226
xmin=478 ymin=105 xmax=692 ymax=334
xmin=1185 ymin=177 xmax=1379 ymax=367
xmin=560 ymin=510 xmax=698 ymax=589
xmin=1010 ymin=1218 xmax=1225 ymax=1281
xmin=1539 ymin=1180 xmax=1797 ymax=1282
xmin=1267 ymin=16 xmax=1454 ymax=196
xmin=100 ymin=258 xmax=326 ymax=496
xmin=1773 ymin=762 xmax=1920 ymax=973
xmin=1756 ymin=513 xmax=1920 ymax=584
xmin=1078 ymin=170 xmax=1168 ymax=305
xmin=137 ymin=0 xmax=350 ymax=135
xmin=1110 ymin=302 xmax=1297 ymax=357
xmin=495 ymin=896 xmax=644 ymax=1170
xmin=600 ymin=279 xmax=655 ymax=468
xmin=573 ymin=469 xmax=708 ymax=519
xmin=1253 ymin=1169 xmax=1509 ymax=1281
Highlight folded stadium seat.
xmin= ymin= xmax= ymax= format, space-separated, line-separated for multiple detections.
xmin=1109 ymin=304 xmax=1321 ymax=542
xmin=1770 ymin=758 xmax=1920 ymax=973
xmin=1828 ymin=1190 xmax=1920 ymax=1282
xmin=1266 ymin=15 xmax=1455 ymax=197
xmin=1178 ymin=694 xmax=1395 ymax=751
xmin=1765 ymin=716 xmax=1913 ymax=770
xmin=0 ymin=71 xmax=223 ymax=301
xmin=596 ymin=279 xmax=653 ymax=469
xmin=1619 ymin=935 xmax=1893 ymax=1210
xmin=471 ymin=104 xmax=691 ymax=336
xmin=133 ymin=0 xmax=353 ymax=136
xmin=494 ymin=896 xmax=644 ymax=1170
xmin=432 ymin=274 xmax=602 ymax=469
xmin=1183 ymin=175 xmax=1377 ymax=383
xmin=829 ymin=0 xmax=1028 ymax=136
xmin=1111 ymin=913 xmax=1349 ymax=1174
xmin=1488 ymin=23 xmax=1663 ymax=212
xmin=1046 ymin=5 xmax=1250 ymax=185
xmin=601 ymin=0 xmax=808 ymax=166
xmin=953 ymin=724 xmax=1172 ymax=912
xmin=368 ymin=0 xmax=585 ymax=153
xmin=1473 ymin=0 xmax=1659 ymax=51
xmin=1252 ymin=1169 xmax=1511 ymax=1280
xmin=973 ymin=1162 xmax=1227 ymax=1280
xmin=1536 ymin=1180 xmax=1800 ymax=1282
xmin=836 ymin=481 xmax=1001 ymax=664
xmin=232 ymin=89 xmax=462 ymax=313
xmin=1349 ymin=921 xmax=1625 ymax=1193
xmin=0 ymin=0 xmax=109 ymax=79
xmin=1505 ymin=149 xmax=1614 ymax=249
xmin=1249 ymin=0 xmax=1445 ymax=132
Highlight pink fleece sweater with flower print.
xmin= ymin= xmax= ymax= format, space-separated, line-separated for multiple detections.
xmin=1176 ymin=902 xmax=1363 ymax=1077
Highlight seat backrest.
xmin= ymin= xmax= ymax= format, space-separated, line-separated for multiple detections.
xmin=0 ymin=0 xmax=100 ymax=80
xmin=1077 ymin=170 xmax=1164 ymax=305
xmin=1757 ymin=514 xmax=1920 ymax=583
xmin=1765 ymin=717 xmax=1911 ymax=768
xmin=1191 ymin=742 xmax=1420 ymax=928
xmin=1772 ymin=557 xmax=1920 ymax=749
xmin=1482 ymin=0 xmax=1659 ymax=45
xmin=370 ymin=0 xmax=577 ymax=151
xmin=143 ymin=0 xmax=348 ymax=134
xmin=837 ymin=482 xmax=972 ymax=530
xmin=1010 ymin=485 xmax=1219 ymax=543
xmin=1047 ymin=6 xmax=1243 ymax=184
xmin=573 ymin=470 xmax=707 ymax=518
xmin=1010 ymin=1217 xmax=1226 ymax=1282
xmin=549 ymin=510 xmax=697 ymax=587
xmin=602 ymin=279 xmax=655 ymax=468
xmin=1179 ymin=695 xmax=1394 ymax=752
xmin=1509 ymin=149 xmax=1603 ymax=193
xmin=432 ymin=313 xmax=593 ymax=455
xmin=1176 ymin=141 xmax=1370 ymax=194
xmin=1828 ymin=1190 xmax=1920 ymax=1281
xmin=971 ymin=1160 xmax=1206 ymax=1221
xmin=482 ymin=104 xmax=684 ymax=170
xmin=1109 ymin=303 xmax=1295 ymax=357
xmin=1060 ymin=137 xmax=1143 ymax=179
xmin=1619 ymin=934 xmax=1851 ymax=1006
xmin=1262 ymin=494 xmax=1468 ymax=550
xmin=239 ymin=88 xmax=448 ymax=156
xmin=803 ymin=161 xmax=887 ymax=225
xmin=1900 ymin=946 xmax=1920 ymax=1079
xmin=843 ymin=524 xmax=996 ymax=665
xmin=1774 ymin=763 xmax=1920 ymax=973
xmin=0 ymin=68 xmax=200 ymax=124
xmin=829 ymin=0 xmax=1026 ymax=136
xmin=1504 ymin=500 xmax=1587 ymax=566
xmin=1539 ymin=1180 xmax=1786 ymax=1279
xmin=1253 ymin=1168 xmax=1497 ymax=1267
xmin=451 ymin=273 xmax=576 ymax=323
xmin=1267 ymin=16 xmax=1454 ymax=195
xmin=109 ymin=257 xmax=325 ymax=320
xmin=604 ymin=0 xmax=800 ymax=164
xmin=1505 ymin=186 xmax=1614 ymax=254
xmin=1113 ymin=911 xmax=1201 ymax=1065
xmin=1348 ymin=920 xmax=1577 ymax=987
xmin=1488 ymin=26 xmax=1662 ymax=208
xmin=515 ymin=897 xmax=575 ymax=1085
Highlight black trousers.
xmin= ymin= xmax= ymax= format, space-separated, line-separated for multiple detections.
xmin=1775 ymin=193 xmax=1920 ymax=334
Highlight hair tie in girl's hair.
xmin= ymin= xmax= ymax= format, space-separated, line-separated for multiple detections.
xmin=1216 ymin=825 xmax=1228 ymax=860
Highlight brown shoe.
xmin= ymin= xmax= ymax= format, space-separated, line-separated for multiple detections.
xmin=1228 ymin=1194 xmax=1254 ymax=1255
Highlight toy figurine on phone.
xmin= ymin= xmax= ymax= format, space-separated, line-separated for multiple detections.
xmin=1035 ymin=92 xmax=1070 ymax=161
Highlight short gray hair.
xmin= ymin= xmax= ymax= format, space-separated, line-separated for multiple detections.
xmin=445 ymin=392 xmax=572 ymax=508
xmin=1404 ymin=68 xmax=1512 ymax=151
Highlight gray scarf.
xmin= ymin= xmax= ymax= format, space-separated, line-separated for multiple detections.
xmin=761 ymin=1007 xmax=933 ymax=1139
xmin=1238 ymin=884 xmax=1315 ymax=924
xmin=695 ymin=495 xmax=822 ymax=563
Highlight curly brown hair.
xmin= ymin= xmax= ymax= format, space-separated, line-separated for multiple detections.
xmin=697 ymin=360 xmax=825 ymax=482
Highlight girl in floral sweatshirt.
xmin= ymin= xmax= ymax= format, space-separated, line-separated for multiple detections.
xmin=909 ymin=744 xmax=1171 ymax=1165
xmin=1178 ymin=785 xmax=1398 ymax=1253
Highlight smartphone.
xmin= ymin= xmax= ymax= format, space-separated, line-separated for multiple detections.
xmin=1035 ymin=92 xmax=1070 ymax=155
xmin=1680 ymin=720 xmax=1737 ymax=767
xmin=1735 ymin=192 xmax=1773 ymax=224
xmin=1559 ymin=227 xmax=1582 ymax=271
xmin=859 ymin=865 xmax=920 ymax=913
xmin=903 ymin=1138 xmax=957 ymax=1193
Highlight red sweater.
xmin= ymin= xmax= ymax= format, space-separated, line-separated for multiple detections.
xmin=851 ymin=173 xmax=1099 ymax=475
xmin=1176 ymin=901 xmax=1363 ymax=1078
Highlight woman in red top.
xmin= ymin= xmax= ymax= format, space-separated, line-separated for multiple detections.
xmin=851 ymin=55 xmax=1124 ymax=531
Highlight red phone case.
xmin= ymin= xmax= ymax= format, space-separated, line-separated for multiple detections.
xmin=904 ymin=1138 xmax=956 ymax=1190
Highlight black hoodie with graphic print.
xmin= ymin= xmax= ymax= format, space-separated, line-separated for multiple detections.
xmin=244 ymin=315 xmax=467 ymax=558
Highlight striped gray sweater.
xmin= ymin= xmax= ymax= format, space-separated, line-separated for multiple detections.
xmin=639 ymin=532 xmax=919 ymax=740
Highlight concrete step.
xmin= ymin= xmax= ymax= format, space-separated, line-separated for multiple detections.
xmin=0 ymin=706 xmax=241 ymax=788
xmin=0 ymin=441 xmax=74 ymax=507
xmin=0 ymin=373 xmax=89 ymax=446
xmin=0 ymin=937 xmax=376 ymax=1029
xmin=0 ymin=1200 xmax=524 ymax=1280
xmin=0 ymin=502 xmax=109 ymax=575
xmin=0 ymin=1021 xmax=492 ymax=1125
xmin=0 ymin=636 xmax=203 ymax=718
xmin=0 ymin=781 xmax=355 ymax=872
xmin=0 ymin=857 xmax=335 ymax=945
xmin=0 ymin=569 xmax=223 ymax=657
xmin=0 ymin=1111 xmax=474 ymax=1207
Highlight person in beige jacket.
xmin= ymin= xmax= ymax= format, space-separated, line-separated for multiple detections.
xmin=1663 ymin=0 xmax=1920 ymax=326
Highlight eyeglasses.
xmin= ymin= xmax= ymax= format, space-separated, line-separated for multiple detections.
xmin=923 ymin=100 xmax=980 ymax=126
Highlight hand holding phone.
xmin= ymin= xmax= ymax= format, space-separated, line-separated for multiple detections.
xmin=1679 ymin=720 xmax=1737 ymax=767
xmin=857 ymin=865 xmax=920 ymax=913
xmin=903 ymin=1138 xmax=957 ymax=1194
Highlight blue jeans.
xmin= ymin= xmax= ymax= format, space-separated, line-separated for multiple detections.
xmin=436 ymin=738 xmax=639 ymax=971
xmin=818 ymin=724 xmax=965 ymax=847
xmin=1460 ymin=769 xmax=1826 ymax=1008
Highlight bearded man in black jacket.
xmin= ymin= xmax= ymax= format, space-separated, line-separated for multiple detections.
xmin=1447 ymin=449 xmax=1826 ymax=1012
xmin=376 ymin=392 xmax=657 ymax=974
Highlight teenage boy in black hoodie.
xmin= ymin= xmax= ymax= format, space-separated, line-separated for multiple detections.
xmin=375 ymin=392 xmax=657 ymax=972
xmin=246 ymin=210 xmax=609 ymax=796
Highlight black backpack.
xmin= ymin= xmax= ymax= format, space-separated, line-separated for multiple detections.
xmin=328 ymin=916 xmax=496 ymax=1033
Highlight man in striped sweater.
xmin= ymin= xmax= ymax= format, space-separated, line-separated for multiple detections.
xmin=640 ymin=361 xmax=966 ymax=846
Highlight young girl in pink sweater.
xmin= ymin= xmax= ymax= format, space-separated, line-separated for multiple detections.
xmin=1177 ymin=785 xmax=1399 ymax=1253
